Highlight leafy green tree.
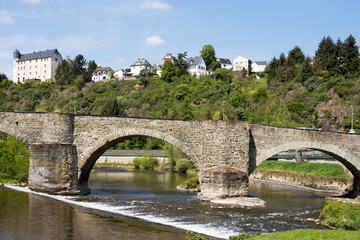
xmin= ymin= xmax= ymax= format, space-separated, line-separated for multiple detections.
xmin=161 ymin=60 xmax=176 ymax=82
xmin=200 ymin=44 xmax=218 ymax=71
xmin=71 ymin=54 xmax=87 ymax=77
xmin=101 ymin=99 xmax=125 ymax=116
xmin=84 ymin=60 xmax=97 ymax=82
xmin=214 ymin=68 xmax=232 ymax=83
xmin=55 ymin=60 xmax=73 ymax=85
xmin=173 ymin=52 xmax=189 ymax=77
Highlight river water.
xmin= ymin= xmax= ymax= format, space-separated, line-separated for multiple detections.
xmin=0 ymin=167 xmax=327 ymax=239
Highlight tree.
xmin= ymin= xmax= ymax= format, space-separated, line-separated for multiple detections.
xmin=315 ymin=36 xmax=337 ymax=74
xmin=0 ymin=73 xmax=8 ymax=81
xmin=200 ymin=44 xmax=218 ymax=71
xmin=341 ymin=34 xmax=360 ymax=74
xmin=173 ymin=52 xmax=189 ymax=77
xmin=161 ymin=60 xmax=176 ymax=82
xmin=85 ymin=60 xmax=97 ymax=82
xmin=214 ymin=68 xmax=232 ymax=83
xmin=101 ymin=99 xmax=125 ymax=116
xmin=55 ymin=60 xmax=73 ymax=85
xmin=71 ymin=54 xmax=87 ymax=76
xmin=287 ymin=46 xmax=305 ymax=66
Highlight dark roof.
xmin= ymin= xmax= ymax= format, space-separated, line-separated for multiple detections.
xmin=253 ymin=61 xmax=267 ymax=65
xmin=186 ymin=56 xmax=204 ymax=66
xmin=16 ymin=49 xmax=61 ymax=61
xmin=131 ymin=58 xmax=152 ymax=67
xmin=217 ymin=58 xmax=232 ymax=65
xmin=93 ymin=67 xmax=113 ymax=75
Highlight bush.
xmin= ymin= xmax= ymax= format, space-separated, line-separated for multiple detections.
xmin=229 ymin=232 xmax=260 ymax=240
xmin=319 ymin=199 xmax=360 ymax=230
xmin=175 ymin=159 xmax=193 ymax=173
xmin=132 ymin=157 xmax=141 ymax=168
xmin=135 ymin=154 xmax=159 ymax=170
xmin=179 ymin=177 xmax=199 ymax=189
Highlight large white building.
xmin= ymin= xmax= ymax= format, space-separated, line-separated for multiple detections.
xmin=233 ymin=56 xmax=251 ymax=72
xmin=186 ymin=56 xmax=207 ymax=77
xmin=130 ymin=58 xmax=153 ymax=76
xmin=252 ymin=61 xmax=267 ymax=73
xmin=12 ymin=49 xmax=63 ymax=83
xmin=92 ymin=67 xmax=113 ymax=82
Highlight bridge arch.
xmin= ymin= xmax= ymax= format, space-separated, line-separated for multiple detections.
xmin=255 ymin=141 xmax=360 ymax=185
xmin=0 ymin=126 xmax=30 ymax=147
xmin=77 ymin=127 xmax=198 ymax=193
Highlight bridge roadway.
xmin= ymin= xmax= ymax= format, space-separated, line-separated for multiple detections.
xmin=1 ymin=111 xmax=359 ymax=199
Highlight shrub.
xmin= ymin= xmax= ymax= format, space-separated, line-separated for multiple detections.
xmin=179 ymin=177 xmax=200 ymax=189
xmin=132 ymin=157 xmax=141 ymax=168
xmin=175 ymin=159 xmax=193 ymax=173
xmin=319 ymin=199 xmax=360 ymax=230
xmin=229 ymin=232 xmax=260 ymax=240
xmin=139 ymin=154 xmax=159 ymax=170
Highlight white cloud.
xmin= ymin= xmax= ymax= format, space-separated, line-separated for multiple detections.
xmin=0 ymin=11 xmax=15 ymax=25
xmin=22 ymin=0 xmax=42 ymax=3
xmin=144 ymin=35 xmax=165 ymax=47
xmin=140 ymin=1 xmax=171 ymax=10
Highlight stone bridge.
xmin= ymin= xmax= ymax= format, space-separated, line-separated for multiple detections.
xmin=1 ymin=111 xmax=360 ymax=199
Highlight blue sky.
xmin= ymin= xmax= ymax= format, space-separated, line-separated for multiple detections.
xmin=1 ymin=0 xmax=360 ymax=80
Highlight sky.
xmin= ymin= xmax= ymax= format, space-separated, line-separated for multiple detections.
xmin=1 ymin=0 xmax=360 ymax=80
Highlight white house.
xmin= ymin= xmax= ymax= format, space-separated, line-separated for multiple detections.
xmin=251 ymin=61 xmax=267 ymax=73
xmin=130 ymin=58 xmax=153 ymax=76
xmin=12 ymin=49 xmax=63 ymax=83
xmin=114 ymin=69 xmax=125 ymax=80
xmin=217 ymin=58 xmax=232 ymax=70
xmin=161 ymin=53 xmax=174 ymax=65
xmin=92 ymin=67 xmax=113 ymax=82
xmin=186 ymin=56 xmax=206 ymax=77
xmin=233 ymin=56 xmax=251 ymax=72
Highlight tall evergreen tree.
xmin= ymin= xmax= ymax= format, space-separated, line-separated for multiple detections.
xmin=341 ymin=34 xmax=360 ymax=74
xmin=287 ymin=46 xmax=305 ymax=66
xmin=315 ymin=36 xmax=337 ymax=74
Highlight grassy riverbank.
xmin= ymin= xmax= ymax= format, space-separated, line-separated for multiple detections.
xmin=257 ymin=161 xmax=346 ymax=178
xmin=247 ymin=229 xmax=360 ymax=239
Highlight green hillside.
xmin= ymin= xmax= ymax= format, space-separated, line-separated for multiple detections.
xmin=1 ymin=35 xmax=360 ymax=132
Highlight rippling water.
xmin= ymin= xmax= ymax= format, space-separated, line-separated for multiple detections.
xmin=0 ymin=167 xmax=327 ymax=239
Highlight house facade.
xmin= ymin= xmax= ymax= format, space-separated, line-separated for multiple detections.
xmin=12 ymin=49 xmax=63 ymax=83
xmin=92 ymin=67 xmax=113 ymax=82
xmin=233 ymin=56 xmax=251 ymax=72
xmin=161 ymin=53 xmax=174 ymax=65
xmin=252 ymin=61 xmax=267 ymax=73
xmin=187 ymin=56 xmax=206 ymax=77
xmin=217 ymin=58 xmax=233 ymax=70
xmin=130 ymin=58 xmax=153 ymax=76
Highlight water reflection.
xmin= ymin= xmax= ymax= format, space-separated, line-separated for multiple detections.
xmin=0 ymin=187 xmax=190 ymax=240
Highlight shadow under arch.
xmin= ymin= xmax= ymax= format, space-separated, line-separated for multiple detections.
xmin=78 ymin=129 xmax=198 ymax=194
xmin=254 ymin=142 xmax=360 ymax=197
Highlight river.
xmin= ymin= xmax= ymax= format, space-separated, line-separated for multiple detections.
xmin=0 ymin=167 xmax=327 ymax=239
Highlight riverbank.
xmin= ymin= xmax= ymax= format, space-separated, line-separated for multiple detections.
xmin=250 ymin=160 xmax=352 ymax=195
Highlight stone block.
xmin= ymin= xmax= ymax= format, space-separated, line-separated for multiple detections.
xmin=198 ymin=166 xmax=248 ymax=200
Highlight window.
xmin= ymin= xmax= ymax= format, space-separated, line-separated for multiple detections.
xmin=55 ymin=58 xmax=58 ymax=62
xmin=44 ymin=64 xmax=46 ymax=67
xmin=30 ymin=72 xmax=31 ymax=75
xmin=35 ymin=65 xmax=37 ymax=69
xmin=24 ymin=66 xmax=26 ymax=70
